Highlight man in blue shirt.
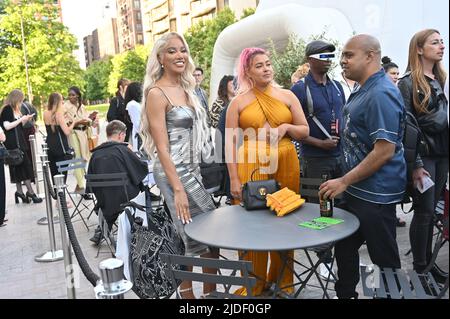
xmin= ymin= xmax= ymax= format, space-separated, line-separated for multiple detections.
xmin=319 ymin=35 xmax=406 ymax=299
xmin=291 ymin=40 xmax=346 ymax=193
xmin=291 ymin=40 xmax=346 ymax=280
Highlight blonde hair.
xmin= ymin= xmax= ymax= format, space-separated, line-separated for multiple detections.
xmin=140 ymin=32 xmax=210 ymax=159
xmin=291 ymin=63 xmax=310 ymax=84
xmin=2 ymin=89 xmax=24 ymax=114
xmin=47 ymin=92 xmax=64 ymax=132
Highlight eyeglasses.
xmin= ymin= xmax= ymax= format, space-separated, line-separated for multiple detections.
xmin=309 ymin=52 xmax=336 ymax=61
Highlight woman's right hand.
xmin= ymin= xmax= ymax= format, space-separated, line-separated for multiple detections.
xmin=413 ymin=167 xmax=431 ymax=190
xmin=230 ymin=178 xmax=243 ymax=202
xmin=174 ymin=188 xmax=191 ymax=225
xmin=21 ymin=114 xmax=33 ymax=124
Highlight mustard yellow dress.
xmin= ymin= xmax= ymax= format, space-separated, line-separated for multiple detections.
xmin=235 ymin=88 xmax=300 ymax=296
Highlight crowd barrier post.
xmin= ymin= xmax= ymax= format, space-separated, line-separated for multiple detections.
xmin=54 ymin=174 xmax=77 ymax=299
xmin=37 ymin=143 xmax=59 ymax=225
xmin=95 ymin=258 xmax=132 ymax=299
xmin=35 ymin=154 xmax=64 ymax=263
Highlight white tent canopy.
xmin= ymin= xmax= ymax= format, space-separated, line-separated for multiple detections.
xmin=209 ymin=0 xmax=449 ymax=102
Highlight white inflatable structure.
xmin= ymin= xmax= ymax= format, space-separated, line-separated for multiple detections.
xmin=210 ymin=0 xmax=449 ymax=102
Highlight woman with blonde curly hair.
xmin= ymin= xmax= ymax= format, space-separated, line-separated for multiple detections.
xmin=140 ymin=32 xmax=218 ymax=299
xmin=291 ymin=62 xmax=310 ymax=85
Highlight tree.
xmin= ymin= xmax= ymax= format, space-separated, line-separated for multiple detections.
xmin=241 ymin=7 xmax=256 ymax=19
xmin=107 ymin=44 xmax=149 ymax=96
xmin=84 ymin=57 xmax=112 ymax=101
xmin=0 ymin=0 xmax=84 ymax=105
xmin=184 ymin=7 xmax=237 ymax=92
xmin=269 ymin=31 xmax=341 ymax=89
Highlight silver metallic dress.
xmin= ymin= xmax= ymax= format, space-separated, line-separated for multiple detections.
xmin=153 ymin=105 xmax=215 ymax=256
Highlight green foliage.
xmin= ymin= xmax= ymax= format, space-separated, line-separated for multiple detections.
xmin=0 ymin=0 xmax=84 ymax=106
xmin=241 ymin=7 xmax=256 ymax=19
xmin=107 ymin=44 xmax=149 ymax=96
xmin=184 ymin=7 xmax=237 ymax=92
xmin=269 ymin=35 xmax=307 ymax=89
xmin=268 ymin=30 xmax=342 ymax=89
xmin=84 ymin=57 xmax=112 ymax=101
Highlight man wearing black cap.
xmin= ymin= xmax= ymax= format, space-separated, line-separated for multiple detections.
xmin=291 ymin=40 xmax=346 ymax=182
xmin=291 ymin=40 xmax=346 ymax=280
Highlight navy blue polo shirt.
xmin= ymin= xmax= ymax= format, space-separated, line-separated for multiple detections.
xmin=341 ymin=69 xmax=406 ymax=204
xmin=291 ymin=73 xmax=346 ymax=158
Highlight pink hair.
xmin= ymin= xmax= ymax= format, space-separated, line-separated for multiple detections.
xmin=237 ymin=47 xmax=268 ymax=94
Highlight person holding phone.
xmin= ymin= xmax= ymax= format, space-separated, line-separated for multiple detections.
xmin=64 ymin=86 xmax=92 ymax=193
xmin=398 ymin=29 xmax=448 ymax=285
xmin=0 ymin=89 xmax=42 ymax=204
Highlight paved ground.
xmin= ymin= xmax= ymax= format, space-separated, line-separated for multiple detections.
xmin=0 ymin=127 xmax=448 ymax=299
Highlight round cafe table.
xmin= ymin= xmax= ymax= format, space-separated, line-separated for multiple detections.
xmin=185 ymin=203 xmax=359 ymax=251
xmin=185 ymin=203 xmax=360 ymax=298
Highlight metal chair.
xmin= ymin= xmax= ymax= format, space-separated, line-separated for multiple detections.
xmin=56 ymin=158 xmax=94 ymax=230
xmin=85 ymin=172 xmax=129 ymax=258
xmin=360 ymin=265 xmax=447 ymax=299
xmin=200 ymin=163 xmax=228 ymax=208
xmin=160 ymin=253 xmax=256 ymax=299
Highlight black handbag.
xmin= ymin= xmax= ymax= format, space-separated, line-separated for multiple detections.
xmin=242 ymin=169 xmax=280 ymax=211
xmin=125 ymin=188 xmax=185 ymax=299
xmin=3 ymin=128 xmax=24 ymax=166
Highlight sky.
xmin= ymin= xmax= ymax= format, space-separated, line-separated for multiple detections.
xmin=60 ymin=0 xmax=116 ymax=69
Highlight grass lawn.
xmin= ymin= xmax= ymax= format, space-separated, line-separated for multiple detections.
xmin=86 ymin=103 xmax=109 ymax=120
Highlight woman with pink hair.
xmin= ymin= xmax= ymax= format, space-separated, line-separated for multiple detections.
xmin=225 ymin=48 xmax=309 ymax=296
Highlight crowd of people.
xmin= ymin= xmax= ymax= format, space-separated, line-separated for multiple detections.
xmin=0 ymin=27 xmax=448 ymax=300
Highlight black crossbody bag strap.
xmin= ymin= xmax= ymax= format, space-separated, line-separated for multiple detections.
xmin=302 ymin=79 xmax=332 ymax=140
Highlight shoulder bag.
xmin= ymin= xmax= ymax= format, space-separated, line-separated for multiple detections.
xmin=3 ymin=127 xmax=24 ymax=166
xmin=125 ymin=188 xmax=185 ymax=299
xmin=242 ymin=168 xmax=280 ymax=210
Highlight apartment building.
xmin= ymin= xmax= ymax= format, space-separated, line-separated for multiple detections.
xmin=83 ymin=31 xmax=100 ymax=67
xmin=98 ymin=18 xmax=120 ymax=58
xmin=141 ymin=0 xmax=259 ymax=44
xmin=116 ymin=0 xmax=145 ymax=52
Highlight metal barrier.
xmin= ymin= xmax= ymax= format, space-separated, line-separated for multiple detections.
xmin=35 ymin=154 xmax=63 ymax=263
xmin=54 ymin=174 xmax=76 ymax=299
xmin=37 ymin=143 xmax=59 ymax=225
xmin=29 ymin=135 xmax=44 ymax=198
xmin=95 ymin=259 xmax=133 ymax=299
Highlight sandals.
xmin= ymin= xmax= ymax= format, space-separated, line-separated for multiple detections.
xmin=0 ymin=223 xmax=7 ymax=228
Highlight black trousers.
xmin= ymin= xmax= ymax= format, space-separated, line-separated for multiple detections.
xmin=0 ymin=160 xmax=5 ymax=225
xmin=410 ymin=156 xmax=448 ymax=271
xmin=334 ymin=194 xmax=401 ymax=299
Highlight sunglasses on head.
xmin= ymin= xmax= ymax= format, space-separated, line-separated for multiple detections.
xmin=309 ymin=52 xmax=336 ymax=61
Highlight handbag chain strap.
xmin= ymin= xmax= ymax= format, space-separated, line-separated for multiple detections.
xmin=57 ymin=128 xmax=68 ymax=154
xmin=14 ymin=124 xmax=20 ymax=149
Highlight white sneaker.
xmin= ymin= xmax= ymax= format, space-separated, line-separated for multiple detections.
xmin=320 ymin=263 xmax=336 ymax=282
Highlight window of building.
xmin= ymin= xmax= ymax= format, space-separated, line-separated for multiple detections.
xmin=134 ymin=0 xmax=140 ymax=9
